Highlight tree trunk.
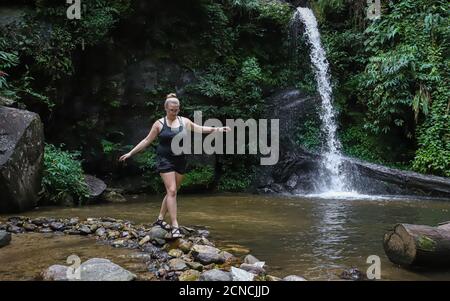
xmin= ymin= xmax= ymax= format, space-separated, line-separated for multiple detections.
xmin=383 ymin=222 xmax=450 ymax=267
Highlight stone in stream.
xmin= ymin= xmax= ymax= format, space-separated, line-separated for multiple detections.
xmin=67 ymin=217 xmax=80 ymax=226
xmin=340 ymin=268 xmax=366 ymax=281
xmin=79 ymin=225 xmax=92 ymax=235
xmin=138 ymin=235 xmax=150 ymax=246
xmin=186 ymin=261 xmax=204 ymax=272
xmin=95 ymin=227 xmax=106 ymax=237
xmin=219 ymin=251 xmax=235 ymax=261
xmin=168 ymin=258 xmax=188 ymax=271
xmin=231 ymin=266 xmax=255 ymax=281
xmin=283 ymin=275 xmax=307 ymax=281
xmin=0 ymin=231 xmax=12 ymax=248
xmin=266 ymin=275 xmax=282 ymax=281
xmin=23 ymin=223 xmax=38 ymax=231
xmin=178 ymin=240 xmax=193 ymax=253
xmin=239 ymin=263 xmax=265 ymax=275
xmin=199 ymin=269 xmax=232 ymax=281
xmin=7 ymin=225 xmax=23 ymax=233
xmin=42 ymin=265 xmax=69 ymax=281
xmin=101 ymin=190 xmax=127 ymax=203
xmin=50 ymin=222 xmax=65 ymax=231
xmin=148 ymin=226 xmax=168 ymax=240
xmin=197 ymin=229 xmax=210 ymax=237
xmin=168 ymin=249 xmax=184 ymax=258
xmin=191 ymin=244 xmax=226 ymax=265
xmin=244 ymin=254 xmax=260 ymax=265
xmin=79 ymin=258 xmax=136 ymax=281
xmin=178 ymin=269 xmax=201 ymax=281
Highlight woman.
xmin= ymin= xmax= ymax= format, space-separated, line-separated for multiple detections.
xmin=119 ymin=93 xmax=230 ymax=238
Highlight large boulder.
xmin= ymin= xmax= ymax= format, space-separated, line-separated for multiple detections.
xmin=0 ymin=106 xmax=44 ymax=213
xmin=79 ymin=258 xmax=136 ymax=281
xmin=84 ymin=174 xmax=107 ymax=198
xmin=0 ymin=231 xmax=12 ymax=248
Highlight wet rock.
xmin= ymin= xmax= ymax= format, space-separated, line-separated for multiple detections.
xmin=30 ymin=217 xmax=46 ymax=226
xmin=107 ymin=230 xmax=120 ymax=239
xmin=84 ymin=174 xmax=107 ymax=198
xmin=8 ymin=216 xmax=26 ymax=224
xmin=239 ymin=263 xmax=265 ymax=275
xmin=197 ymin=230 xmax=210 ymax=237
xmin=7 ymin=225 xmax=23 ymax=233
xmin=223 ymin=245 xmax=250 ymax=255
xmin=231 ymin=266 xmax=255 ymax=281
xmin=111 ymin=239 xmax=127 ymax=248
xmin=0 ymin=231 xmax=12 ymax=248
xmin=102 ymin=190 xmax=127 ymax=203
xmin=0 ymin=106 xmax=44 ymax=213
xmin=95 ymin=227 xmax=106 ymax=237
xmin=148 ymin=226 xmax=168 ymax=240
xmin=152 ymin=238 xmax=166 ymax=246
xmin=186 ymin=261 xmax=204 ymax=272
xmin=79 ymin=225 xmax=92 ymax=235
xmin=138 ymin=235 xmax=150 ymax=246
xmin=23 ymin=223 xmax=38 ymax=231
xmin=283 ymin=275 xmax=307 ymax=281
xmin=79 ymin=258 xmax=136 ymax=281
xmin=42 ymin=265 xmax=69 ymax=281
xmin=168 ymin=249 xmax=184 ymax=258
xmin=266 ymin=275 xmax=282 ymax=281
xmin=142 ymin=244 xmax=160 ymax=254
xmin=50 ymin=222 xmax=65 ymax=231
xmin=39 ymin=228 xmax=53 ymax=234
xmin=340 ymin=268 xmax=366 ymax=281
xmin=168 ymin=258 xmax=188 ymax=271
xmin=244 ymin=254 xmax=260 ymax=265
xmin=65 ymin=229 xmax=81 ymax=235
xmin=67 ymin=218 xmax=79 ymax=226
xmin=178 ymin=240 xmax=193 ymax=253
xmin=219 ymin=251 xmax=235 ymax=261
xmin=191 ymin=244 xmax=225 ymax=265
xmin=199 ymin=269 xmax=232 ymax=281
xmin=178 ymin=269 xmax=201 ymax=281
xmin=147 ymin=262 xmax=159 ymax=273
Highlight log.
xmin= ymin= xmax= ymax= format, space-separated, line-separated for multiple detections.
xmin=383 ymin=222 xmax=450 ymax=267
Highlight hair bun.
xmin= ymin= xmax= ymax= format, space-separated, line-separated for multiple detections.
xmin=166 ymin=93 xmax=177 ymax=99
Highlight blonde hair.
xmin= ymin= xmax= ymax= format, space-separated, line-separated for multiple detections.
xmin=165 ymin=93 xmax=179 ymax=108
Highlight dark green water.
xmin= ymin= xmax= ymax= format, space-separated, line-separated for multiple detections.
xmin=1 ymin=193 xmax=450 ymax=280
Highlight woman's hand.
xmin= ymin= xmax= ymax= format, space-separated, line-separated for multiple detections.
xmin=216 ymin=126 xmax=231 ymax=133
xmin=118 ymin=153 xmax=132 ymax=162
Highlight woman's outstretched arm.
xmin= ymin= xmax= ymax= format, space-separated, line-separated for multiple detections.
xmin=184 ymin=117 xmax=231 ymax=133
xmin=119 ymin=121 xmax=160 ymax=162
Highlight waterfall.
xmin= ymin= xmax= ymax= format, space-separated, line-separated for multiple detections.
xmin=293 ymin=7 xmax=350 ymax=193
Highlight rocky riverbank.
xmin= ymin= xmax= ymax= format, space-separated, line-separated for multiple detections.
xmin=0 ymin=216 xmax=306 ymax=281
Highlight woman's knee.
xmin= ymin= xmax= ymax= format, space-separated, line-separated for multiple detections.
xmin=166 ymin=187 xmax=177 ymax=197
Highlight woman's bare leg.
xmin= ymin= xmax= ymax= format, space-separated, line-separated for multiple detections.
xmin=160 ymin=172 xmax=179 ymax=228
xmin=158 ymin=172 xmax=184 ymax=220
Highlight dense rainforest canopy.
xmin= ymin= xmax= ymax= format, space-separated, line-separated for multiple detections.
xmin=0 ymin=0 xmax=448 ymax=203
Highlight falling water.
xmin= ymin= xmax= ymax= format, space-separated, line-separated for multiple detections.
xmin=293 ymin=7 xmax=350 ymax=193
